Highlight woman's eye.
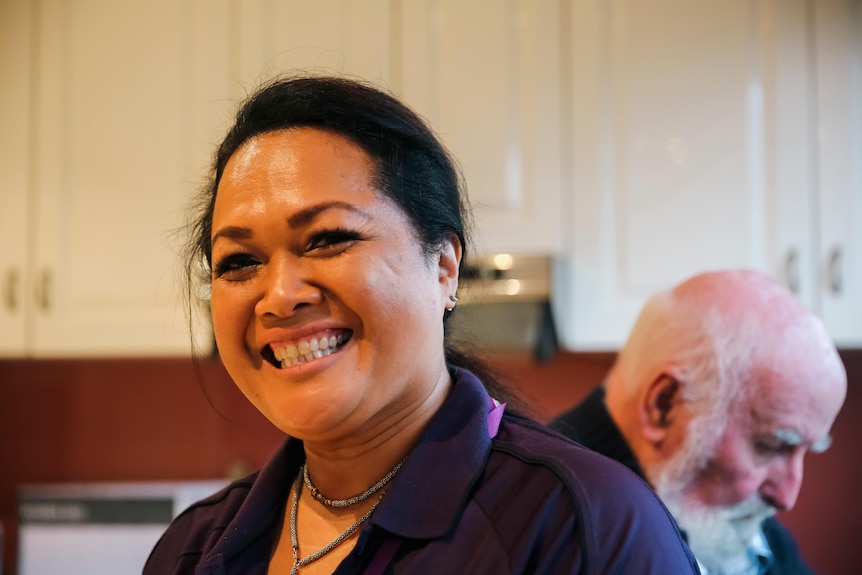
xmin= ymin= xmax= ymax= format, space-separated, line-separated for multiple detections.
xmin=213 ymin=254 xmax=260 ymax=279
xmin=306 ymin=229 xmax=361 ymax=253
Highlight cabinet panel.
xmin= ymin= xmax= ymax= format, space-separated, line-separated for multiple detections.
xmin=0 ymin=0 xmax=32 ymax=356
xmin=815 ymin=0 xmax=862 ymax=346
xmin=29 ymin=0 xmax=230 ymax=356
xmin=561 ymin=0 xmax=812 ymax=350
xmin=397 ymin=0 xmax=563 ymax=255
xmin=770 ymin=0 xmax=818 ymax=304
xmin=228 ymin=0 xmax=392 ymax=98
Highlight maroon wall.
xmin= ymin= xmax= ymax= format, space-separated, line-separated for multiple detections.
xmin=1 ymin=350 xmax=860 ymax=574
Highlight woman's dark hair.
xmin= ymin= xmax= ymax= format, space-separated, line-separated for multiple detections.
xmin=184 ymin=74 xmax=517 ymax=405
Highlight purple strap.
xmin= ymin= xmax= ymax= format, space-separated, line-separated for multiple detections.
xmin=487 ymin=397 xmax=506 ymax=438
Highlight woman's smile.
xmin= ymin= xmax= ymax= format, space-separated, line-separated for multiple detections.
xmin=265 ymin=330 xmax=352 ymax=368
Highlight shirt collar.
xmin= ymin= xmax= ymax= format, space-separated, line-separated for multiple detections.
xmin=215 ymin=439 xmax=303 ymax=564
xmin=368 ymin=365 xmax=494 ymax=539
xmin=695 ymin=529 xmax=774 ymax=575
xmin=206 ymin=365 xmax=493 ymax=562
xmin=553 ymin=386 xmax=645 ymax=478
xmin=751 ymin=528 xmax=774 ymax=573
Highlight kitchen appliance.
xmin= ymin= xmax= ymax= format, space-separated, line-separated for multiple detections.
xmin=450 ymin=253 xmax=558 ymax=362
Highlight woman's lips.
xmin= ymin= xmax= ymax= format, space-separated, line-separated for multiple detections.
xmin=264 ymin=330 xmax=352 ymax=368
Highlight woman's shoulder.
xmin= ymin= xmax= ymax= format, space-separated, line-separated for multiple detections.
xmin=174 ymin=472 xmax=258 ymax=524
xmin=142 ymin=473 xmax=259 ymax=575
xmin=491 ymin=412 xmax=647 ymax=487
xmin=480 ymin=413 xmax=700 ymax=573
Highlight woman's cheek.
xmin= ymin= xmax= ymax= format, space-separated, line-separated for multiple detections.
xmin=210 ymin=289 xmax=246 ymax=347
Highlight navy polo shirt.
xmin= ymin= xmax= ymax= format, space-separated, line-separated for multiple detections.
xmin=144 ymin=366 xmax=700 ymax=574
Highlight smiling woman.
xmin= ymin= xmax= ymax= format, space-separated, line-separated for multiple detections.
xmin=142 ymin=75 xmax=700 ymax=575
xmin=208 ymin=128 xmax=455 ymax=444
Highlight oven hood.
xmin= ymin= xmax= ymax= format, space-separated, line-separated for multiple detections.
xmin=449 ymin=253 xmax=558 ymax=362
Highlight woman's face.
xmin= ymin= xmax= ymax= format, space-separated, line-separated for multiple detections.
xmin=209 ymin=128 xmax=460 ymax=444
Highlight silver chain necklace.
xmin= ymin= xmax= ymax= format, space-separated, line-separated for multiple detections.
xmin=303 ymin=459 xmax=404 ymax=508
xmin=289 ymin=462 xmax=401 ymax=575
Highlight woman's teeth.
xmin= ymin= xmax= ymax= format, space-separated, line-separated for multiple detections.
xmin=271 ymin=333 xmax=349 ymax=367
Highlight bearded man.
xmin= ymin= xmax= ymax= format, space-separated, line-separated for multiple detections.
xmin=550 ymin=269 xmax=846 ymax=575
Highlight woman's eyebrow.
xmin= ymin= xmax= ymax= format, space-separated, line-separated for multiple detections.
xmin=212 ymin=202 xmax=371 ymax=245
xmin=212 ymin=225 xmax=253 ymax=245
xmin=287 ymin=201 xmax=369 ymax=228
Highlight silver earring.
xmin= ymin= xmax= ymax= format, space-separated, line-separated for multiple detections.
xmin=446 ymin=294 xmax=458 ymax=312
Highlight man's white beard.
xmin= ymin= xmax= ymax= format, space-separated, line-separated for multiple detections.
xmin=646 ymin=419 xmax=775 ymax=571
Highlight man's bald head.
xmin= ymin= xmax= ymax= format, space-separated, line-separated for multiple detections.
xmin=603 ymin=269 xmax=846 ymax=571
xmin=608 ymin=269 xmax=844 ymax=421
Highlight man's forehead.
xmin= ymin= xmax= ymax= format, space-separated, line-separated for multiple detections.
xmin=740 ymin=364 xmax=842 ymax=434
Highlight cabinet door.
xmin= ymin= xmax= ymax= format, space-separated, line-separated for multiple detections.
xmin=30 ymin=0 xmax=230 ymax=356
xmin=559 ymin=0 xmax=813 ymax=350
xmin=227 ymin=0 xmax=392 ymax=99
xmin=397 ymin=0 xmax=563 ymax=256
xmin=815 ymin=0 xmax=862 ymax=347
xmin=0 ymin=0 xmax=32 ymax=356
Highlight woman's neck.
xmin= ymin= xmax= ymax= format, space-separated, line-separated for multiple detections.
xmin=301 ymin=370 xmax=451 ymax=500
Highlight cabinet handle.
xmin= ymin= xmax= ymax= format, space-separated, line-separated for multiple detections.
xmin=784 ymin=248 xmax=800 ymax=294
xmin=827 ymin=247 xmax=843 ymax=295
xmin=34 ymin=269 xmax=52 ymax=312
xmin=3 ymin=268 xmax=18 ymax=312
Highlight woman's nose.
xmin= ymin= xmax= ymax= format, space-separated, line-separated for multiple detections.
xmin=255 ymin=257 xmax=322 ymax=318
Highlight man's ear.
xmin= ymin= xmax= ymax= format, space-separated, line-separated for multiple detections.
xmin=641 ymin=374 xmax=681 ymax=446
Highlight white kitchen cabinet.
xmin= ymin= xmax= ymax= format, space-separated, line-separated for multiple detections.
xmin=226 ymin=0 xmax=393 ymax=100
xmin=0 ymin=0 xmax=32 ymax=355
xmin=2 ymin=0 xmax=231 ymax=357
xmin=1 ymin=0 xmax=393 ymax=358
xmin=814 ymin=0 xmax=862 ymax=347
xmin=230 ymin=0 xmax=565 ymax=256
xmin=557 ymin=0 xmax=862 ymax=350
xmin=4 ymin=1 xmax=857 ymax=357
xmin=395 ymin=0 xmax=564 ymax=257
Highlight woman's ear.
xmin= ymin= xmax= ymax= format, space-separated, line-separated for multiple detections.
xmin=640 ymin=374 xmax=681 ymax=446
xmin=437 ymin=233 xmax=462 ymax=299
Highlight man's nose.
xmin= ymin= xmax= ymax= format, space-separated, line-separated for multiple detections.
xmin=759 ymin=452 xmax=804 ymax=512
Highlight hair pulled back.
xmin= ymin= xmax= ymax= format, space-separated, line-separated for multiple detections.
xmin=184 ymin=75 xmax=512 ymax=402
